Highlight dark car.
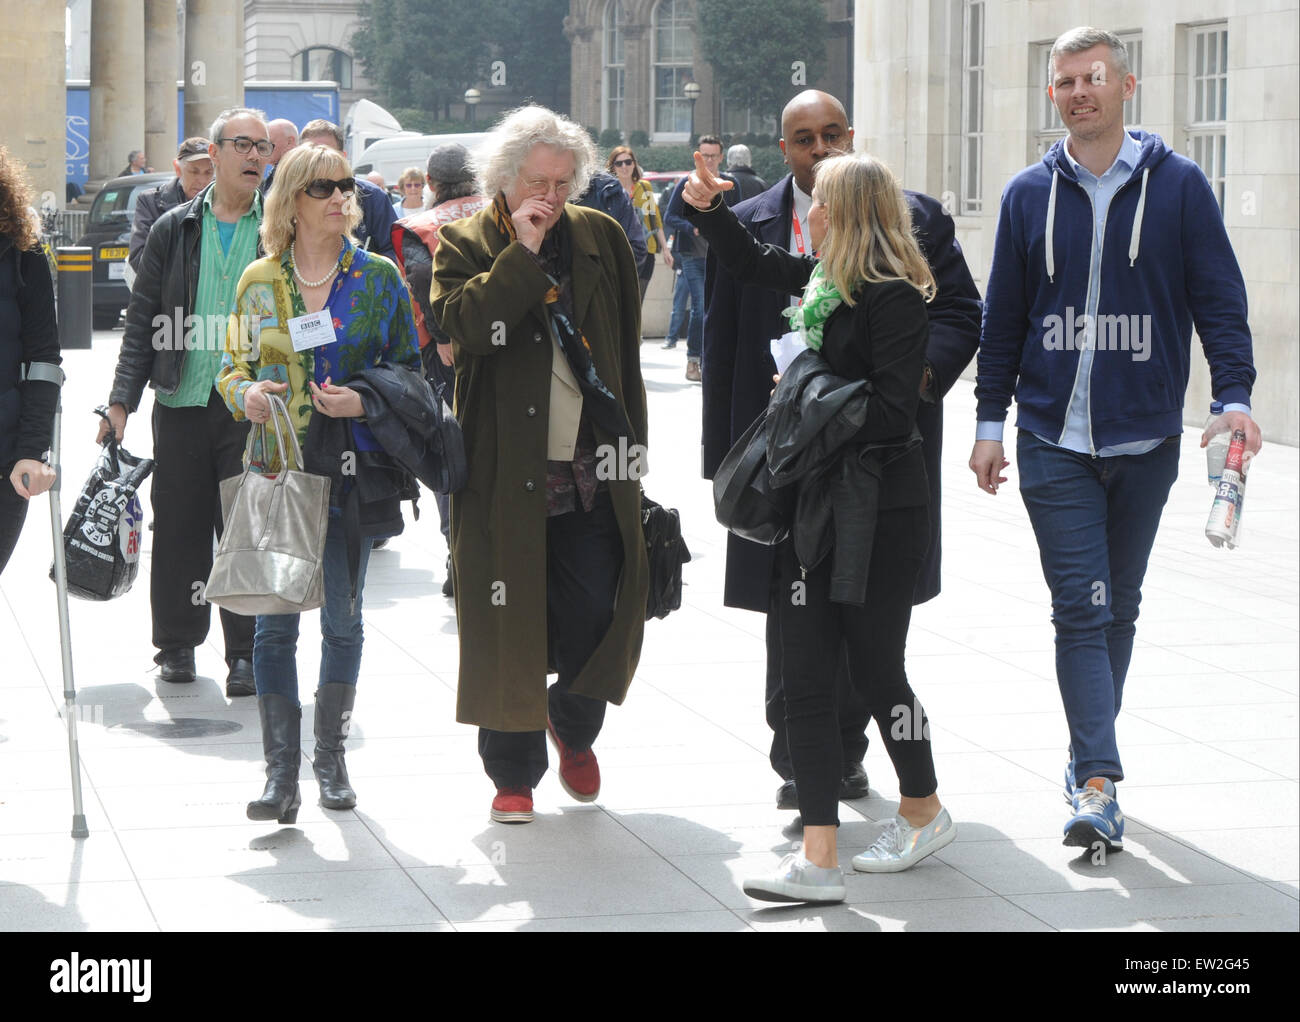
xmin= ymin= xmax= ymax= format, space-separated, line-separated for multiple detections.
xmin=77 ymin=172 xmax=171 ymax=329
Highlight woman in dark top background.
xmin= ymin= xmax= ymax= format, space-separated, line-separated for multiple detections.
xmin=683 ymin=150 xmax=956 ymax=904
xmin=0 ymin=146 xmax=60 ymax=575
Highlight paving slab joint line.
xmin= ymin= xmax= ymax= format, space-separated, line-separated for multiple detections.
xmin=348 ymin=809 xmax=456 ymax=926
xmin=598 ymin=802 xmax=739 ymax=915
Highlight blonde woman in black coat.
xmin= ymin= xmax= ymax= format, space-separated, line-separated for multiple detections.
xmin=683 ymin=151 xmax=955 ymax=904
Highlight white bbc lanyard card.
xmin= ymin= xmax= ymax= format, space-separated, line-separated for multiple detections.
xmin=288 ymin=310 xmax=338 ymax=352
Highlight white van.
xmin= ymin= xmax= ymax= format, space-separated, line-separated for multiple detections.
xmin=352 ymin=133 xmax=492 ymax=188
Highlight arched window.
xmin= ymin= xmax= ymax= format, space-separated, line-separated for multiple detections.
xmin=652 ymin=0 xmax=694 ymax=140
xmin=603 ymin=1 xmax=625 ymax=133
xmin=293 ymin=46 xmax=353 ymax=91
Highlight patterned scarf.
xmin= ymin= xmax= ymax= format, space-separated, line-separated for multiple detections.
xmin=783 ymin=261 xmax=844 ymax=351
xmin=490 ymin=192 xmax=631 ymax=441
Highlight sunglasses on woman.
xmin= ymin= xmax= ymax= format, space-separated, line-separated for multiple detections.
xmin=303 ymin=178 xmax=357 ymax=199
xmin=612 ymin=158 xmax=635 ymax=168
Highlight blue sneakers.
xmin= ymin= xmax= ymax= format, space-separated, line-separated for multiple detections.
xmin=1064 ymin=777 xmax=1124 ymax=852
xmin=1063 ymin=750 xmax=1076 ymax=803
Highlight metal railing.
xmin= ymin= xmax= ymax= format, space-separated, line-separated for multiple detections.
xmin=56 ymin=209 xmax=89 ymax=245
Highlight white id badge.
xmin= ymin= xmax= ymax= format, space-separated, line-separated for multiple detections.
xmin=287 ymin=310 xmax=337 ymax=352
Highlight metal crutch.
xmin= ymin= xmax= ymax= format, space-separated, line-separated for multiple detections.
xmin=22 ymin=361 xmax=88 ymax=839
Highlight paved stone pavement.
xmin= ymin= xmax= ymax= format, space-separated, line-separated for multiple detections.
xmin=0 ymin=329 xmax=1296 ymax=932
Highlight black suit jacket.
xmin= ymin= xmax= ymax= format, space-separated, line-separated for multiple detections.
xmin=702 ymin=173 xmax=982 ymax=610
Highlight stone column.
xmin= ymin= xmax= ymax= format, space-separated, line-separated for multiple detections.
xmin=623 ymin=23 xmax=649 ymax=139
xmin=564 ymin=13 xmax=597 ymax=129
xmin=184 ymin=0 xmax=244 ymax=140
xmin=87 ymin=0 xmax=146 ymax=194
xmin=144 ymin=0 xmax=179 ymax=169
xmin=0 ymin=0 xmax=65 ymax=207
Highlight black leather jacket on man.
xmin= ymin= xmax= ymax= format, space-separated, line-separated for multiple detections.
xmin=767 ymin=349 xmax=921 ymax=606
xmin=109 ymin=183 xmax=262 ymax=412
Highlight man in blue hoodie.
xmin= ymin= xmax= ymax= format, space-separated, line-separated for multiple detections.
xmin=970 ymin=26 xmax=1260 ymax=855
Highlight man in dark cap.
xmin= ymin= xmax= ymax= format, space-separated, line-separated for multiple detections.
xmin=391 ymin=142 xmax=489 ymax=597
xmin=128 ymin=138 xmax=214 ymax=272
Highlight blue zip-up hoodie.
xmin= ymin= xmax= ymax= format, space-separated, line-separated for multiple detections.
xmin=976 ymin=130 xmax=1255 ymax=450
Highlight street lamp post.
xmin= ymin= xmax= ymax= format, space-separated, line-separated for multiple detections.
xmin=464 ymin=87 xmax=481 ymax=125
xmin=684 ymin=81 xmax=701 ymax=143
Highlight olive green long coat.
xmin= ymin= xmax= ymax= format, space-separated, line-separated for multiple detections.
xmin=430 ymin=203 xmax=649 ymax=732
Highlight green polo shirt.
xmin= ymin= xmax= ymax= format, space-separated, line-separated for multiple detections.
xmin=157 ymin=188 xmax=263 ymax=408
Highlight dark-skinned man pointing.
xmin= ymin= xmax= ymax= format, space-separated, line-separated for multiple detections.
xmin=700 ymin=90 xmax=983 ymax=813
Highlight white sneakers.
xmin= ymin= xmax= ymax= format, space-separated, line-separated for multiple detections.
xmin=743 ymin=853 xmax=846 ymax=904
xmin=852 ymin=808 xmax=957 ymax=873
xmin=743 ymin=809 xmax=958 ymax=904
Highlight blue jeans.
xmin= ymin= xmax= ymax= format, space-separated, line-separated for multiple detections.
xmin=1016 ymin=430 xmax=1180 ymax=784
xmin=666 ymin=268 xmax=690 ymax=344
xmin=678 ymin=254 xmax=706 ymax=358
xmin=254 ymin=515 xmax=374 ymax=705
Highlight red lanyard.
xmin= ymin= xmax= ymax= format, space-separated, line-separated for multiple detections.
xmin=791 ymin=208 xmax=807 ymax=255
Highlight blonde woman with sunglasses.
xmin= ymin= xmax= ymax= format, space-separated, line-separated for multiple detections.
xmin=217 ymin=143 xmax=421 ymax=823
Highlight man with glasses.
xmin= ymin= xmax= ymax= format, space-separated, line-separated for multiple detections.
xmin=100 ymin=107 xmax=271 ymax=696
xmin=298 ymin=119 xmax=398 ymax=261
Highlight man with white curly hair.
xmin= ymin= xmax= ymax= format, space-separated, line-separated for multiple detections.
xmin=431 ymin=105 xmax=649 ymax=825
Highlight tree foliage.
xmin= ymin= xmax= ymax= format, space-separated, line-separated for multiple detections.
xmin=352 ymin=0 xmax=570 ymax=120
xmin=696 ymin=0 xmax=830 ymax=127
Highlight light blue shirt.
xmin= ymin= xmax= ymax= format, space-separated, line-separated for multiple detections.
xmin=977 ymin=131 xmax=1248 ymax=455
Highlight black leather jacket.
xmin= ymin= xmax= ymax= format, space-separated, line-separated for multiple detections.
xmin=109 ymin=183 xmax=262 ymax=412
xmin=768 ymin=349 xmax=921 ymax=605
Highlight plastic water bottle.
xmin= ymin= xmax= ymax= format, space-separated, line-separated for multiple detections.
xmin=1205 ymin=401 xmax=1230 ymax=485
xmin=1206 ymin=429 xmax=1248 ymax=548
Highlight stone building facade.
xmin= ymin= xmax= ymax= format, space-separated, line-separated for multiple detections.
xmin=854 ymin=0 xmax=1298 ymax=443
xmin=566 ymin=0 xmax=854 ymax=139
xmin=242 ymin=0 xmax=380 ymax=113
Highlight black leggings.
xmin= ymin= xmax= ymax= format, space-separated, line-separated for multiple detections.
xmin=0 ymin=479 xmax=29 ymax=576
xmin=775 ymin=506 xmax=938 ymax=826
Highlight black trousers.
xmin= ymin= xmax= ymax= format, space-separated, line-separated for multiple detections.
xmin=0 ymin=480 xmax=28 ymax=576
xmin=766 ymin=573 xmax=869 ymax=781
xmin=479 ymin=489 xmax=623 ymax=788
xmin=149 ymin=388 xmax=253 ymax=661
xmin=776 ymin=507 xmax=938 ymax=826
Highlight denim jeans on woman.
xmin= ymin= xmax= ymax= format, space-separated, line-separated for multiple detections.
xmin=253 ymin=514 xmax=374 ymax=704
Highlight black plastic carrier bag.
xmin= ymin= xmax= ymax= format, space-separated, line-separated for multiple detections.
xmin=52 ymin=407 xmax=155 ymax=601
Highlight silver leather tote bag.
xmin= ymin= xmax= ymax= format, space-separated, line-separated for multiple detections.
xmin=206 ymin=394 xmax=330 ymax=616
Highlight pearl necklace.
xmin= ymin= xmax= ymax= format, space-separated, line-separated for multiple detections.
xmin=291 ymin=241 xmax=339 ymax=288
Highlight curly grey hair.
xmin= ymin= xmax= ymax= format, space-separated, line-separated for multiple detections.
xmin=1049 ymin=26 xmax=1131 ymax=80
xmin=474 ymin=105 xmax=596 ymax=201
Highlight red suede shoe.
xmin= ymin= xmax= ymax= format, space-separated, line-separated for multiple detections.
xmin=490 ymin=786 xmax=534 ymax=824
xmin=547 ymin=718 xmax=601 ymax=802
